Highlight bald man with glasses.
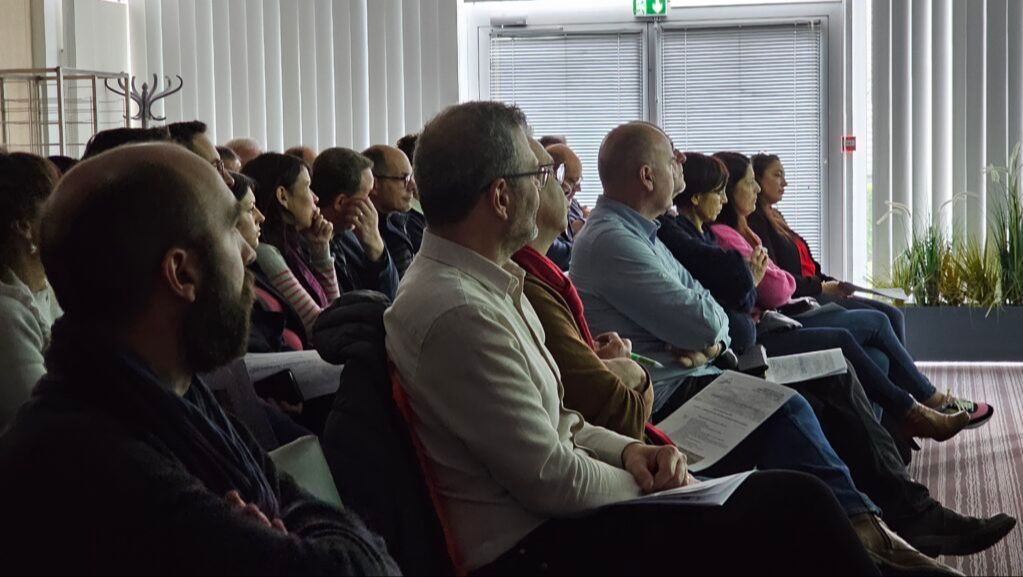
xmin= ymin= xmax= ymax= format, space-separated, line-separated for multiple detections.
xmin=363 ymin=145 xmax=419 ymax=278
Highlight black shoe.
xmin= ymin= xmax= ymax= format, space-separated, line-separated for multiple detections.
xmin=898 ymin=508 xmax=1017 ymax=557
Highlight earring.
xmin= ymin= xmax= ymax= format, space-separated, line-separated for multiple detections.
xmin=29 ymin=242 xmax=38 ymax=255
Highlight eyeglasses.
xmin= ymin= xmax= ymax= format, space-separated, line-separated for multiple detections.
xmin=554 ymin=163 xmax=566 ymax=184
xmin=500 ymin=164 xmax=553 ymax=189
xmin=375 ymin=172 xmax=414 ymax=187
xmin=211 ymin=158 xmax=235 ymax=186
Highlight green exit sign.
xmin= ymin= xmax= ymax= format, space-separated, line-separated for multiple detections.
xmin=634 ymin=0 xmax=668 ymax=17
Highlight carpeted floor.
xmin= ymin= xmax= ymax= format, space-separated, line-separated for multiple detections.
xmin=910 ymin=363 xmax=1023 ymax=576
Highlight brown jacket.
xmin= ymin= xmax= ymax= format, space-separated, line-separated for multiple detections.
xmin=523 ymin=273 xmax=652 ymax=440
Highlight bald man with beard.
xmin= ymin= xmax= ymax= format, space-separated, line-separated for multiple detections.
xmin=0 ymin=143 xmax=399 ymax=575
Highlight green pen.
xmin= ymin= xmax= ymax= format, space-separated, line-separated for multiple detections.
xmin=630 ymin=352 xmax=665 ymax=369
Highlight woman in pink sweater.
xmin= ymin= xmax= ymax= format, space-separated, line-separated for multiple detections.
xmin=706 ymin=156 xmax=795 ymax=314
xmin=708 ymin=151 xmax=981 ymax=441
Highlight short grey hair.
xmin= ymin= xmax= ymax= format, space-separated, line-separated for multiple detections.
xmin=414 ymin=101 xmax=529 ymax=227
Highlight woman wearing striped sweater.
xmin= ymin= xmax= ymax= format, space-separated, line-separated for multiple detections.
xmin=244 ymin=153 xmax=340 ymax=335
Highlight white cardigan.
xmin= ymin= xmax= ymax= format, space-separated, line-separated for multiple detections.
xmin=0 ymin=269 xmax=62 ymax=431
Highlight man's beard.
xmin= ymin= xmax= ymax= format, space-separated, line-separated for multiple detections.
xmin=182 ymin=254 xmax=254 ymax=374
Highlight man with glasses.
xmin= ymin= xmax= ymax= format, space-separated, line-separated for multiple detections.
xmin=384 ymin=101 xmax=881 ymax=576
xmin=168 ymin=121 xmax=235 ymax=188
xmin=362 ymin=145 xmax=418 ymax=278
xmin=545 ymin=143 xmax=587 ymax=270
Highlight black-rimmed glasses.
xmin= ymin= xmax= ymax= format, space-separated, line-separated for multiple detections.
xmin=501 ymin=164 xmax=553 ymax=189
xmin=375 ymin=172 xmax=414 ymax=187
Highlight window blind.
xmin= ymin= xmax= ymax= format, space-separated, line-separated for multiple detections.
xmin=661 ymin=22 xmax=824 ymax=256
xmin=489 ymin=31 xmax=645 ymax=208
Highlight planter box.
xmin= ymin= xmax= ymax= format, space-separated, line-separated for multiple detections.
xmin=904 ymin=306 xmax=1023 ymax=361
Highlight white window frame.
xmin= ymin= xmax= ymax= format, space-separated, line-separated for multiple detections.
xmin=463 ymin=0 xmax=848 ymax=275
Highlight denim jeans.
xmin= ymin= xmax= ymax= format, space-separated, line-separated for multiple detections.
xmin=705 ymin=394 xmax=879 ymax=517
xmin=653 ymin=376 xmax=878 ymax=518
xmin=817 ymin=293 xmax=907 ymax=345
xmin=760 ymin=327 xmax=917 ymax=415
xmin=797 ymin=308 xmax=937 ymax=405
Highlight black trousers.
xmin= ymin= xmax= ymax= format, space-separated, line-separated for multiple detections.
xmin=475 ymin=471 xmax=879 ymax=576
xmin=651 ymin=368 xmax=937 ymax=529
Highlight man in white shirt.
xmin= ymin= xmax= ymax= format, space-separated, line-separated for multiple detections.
xmin=384 ymin=101 xmax=878 ymax=575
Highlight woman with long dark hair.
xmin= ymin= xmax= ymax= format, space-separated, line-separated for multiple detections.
xmin=709 ymin=151 xmax=989 ymax=435
xmin=243 ymin=153 xmax=340 ymax=337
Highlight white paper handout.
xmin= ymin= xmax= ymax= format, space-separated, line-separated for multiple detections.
xmin=622 ymin=470 xmax=755 ymax=507
xmin=656 ymin=371 xmax=796 ymax=473
xmin=244 ymin=351 xmax=344 ymax=400
xmin=842 ymin=282 xmax=911 ymax=301
xmin=765 ymin=348 xmax=848 ymax=385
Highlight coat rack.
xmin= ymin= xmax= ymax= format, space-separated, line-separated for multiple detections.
xmin=105 ymin=74 xmax=183 ymax=128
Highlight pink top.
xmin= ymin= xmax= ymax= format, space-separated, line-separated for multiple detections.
xmin=709 ymin=224 xmax=797 ymax=313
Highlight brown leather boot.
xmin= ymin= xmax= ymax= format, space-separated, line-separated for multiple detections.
xmin=903 ymin=403 xmax=970 ymax=442
xmin=852 ymin=513 xmax=964 ymax=576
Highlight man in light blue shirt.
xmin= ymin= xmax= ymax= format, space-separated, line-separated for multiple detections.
xmin=570 ymin=123 xmax=729 ymax=417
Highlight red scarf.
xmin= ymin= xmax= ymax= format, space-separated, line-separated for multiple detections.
xmin=512 ymin=245 xmax=595 ymax=347
xmin=512 ymin=245 xmax=675 ymax=447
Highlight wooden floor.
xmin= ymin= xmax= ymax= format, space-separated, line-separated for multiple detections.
xmin=911 ymin=363 xmax=1023 ymax=576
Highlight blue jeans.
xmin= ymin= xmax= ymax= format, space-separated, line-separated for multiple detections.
xmin=797 ymin=308 xmax=937 ymax=405
xmin=704 ymin=395 xmax=879 ymax=518
xmin=759 ymin=327 xmax=917 ymax=416
xmin=817 ymin=294 xmax=907 ymax=345
xmin=653 ymin=376 xmax=878 ymax=518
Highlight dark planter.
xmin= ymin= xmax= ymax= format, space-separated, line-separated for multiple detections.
xmin=904 ymin=306 xmax=1023 ymax=361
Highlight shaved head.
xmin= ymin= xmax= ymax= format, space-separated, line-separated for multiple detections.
xmin=42 ymin=143 xmax=233 ymax=324
xmin=597 ymin=122 xmax=671 ymax=192
xmin=598 ymin=122 xmax=680 ymax=218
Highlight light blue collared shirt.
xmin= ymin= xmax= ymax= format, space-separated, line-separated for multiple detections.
xmin=569 ymin=197 xmax=731 ymax=411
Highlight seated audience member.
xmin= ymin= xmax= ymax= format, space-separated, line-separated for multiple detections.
xmin=516 ymin=138 xmax=653 ymax=438
xmin=569 ymin=122 xmax=1016 ymax=559
xmin=228 ymin=172 xmax=304 ymax=352
xmin=710 ymin=151 xmax=987 ymax=435
xmin=396 ymin=133 xmax=425 ymax=252
xmin=751 ymin=153 xmax=902 ymax=336
xmin=46 ymin=155 xmax=77 ymax=175
xmin=244 ymin=153 xmax=340 ymax=336
xmin=0 ymin=154 xmax=61 ymax=431
xmin=286 ymin=146 xmax=318 ymax=174
xmin=169 ymin=120 xmax=236 ymax=187
xmin=81 ymin=126 xmax=171 ymax=159
xmin=515 ymin=138 xmax=967 ymax=574
xmin=218 ymin=145 xmax=243 ymax=173
xmin=226 ymin=136 xmax=263 ymax=167
xmin=750 ymin=153 xmax=988 ymax=425
xmin=656 ymin=153 xmax=972 ymax=440
xmin=312 ymin=148 xmax=399 ymax=299
xmin=384 ymin=101 xmax=881 ymax=576
xmin=0 ymin=143 xmax=399 ymax=574
xmin=362 ymin=145 xmax=417 ymax=278
xmin=654 ymin=153 xmax=758 ymax=352
xmin=544 ymin=143 xmax=586 ymax=271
